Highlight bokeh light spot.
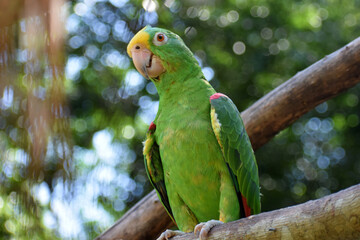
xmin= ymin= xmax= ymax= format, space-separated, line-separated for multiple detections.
xmin=317 ymin=156 xmax=330 ymax=169
xmin=142 ymin=0 xmax=158 ymax=12
xmin=227 ymin=10 xmax=239 ymax=23
xmin=232 ymin=41 xmax=246 ymax=55
xmin=109 ymin=0 xmax=128 ymax=8
xmin=277 ymin=39 xmax=290 ymax=51
xmin=198 ymin=9 xmax=210 ymax=21
xmin=202 ymin=67 xmax=214 ymax=81
xmin=292 ymin=182 xmax=307 ymax=196
xmin=123 ymin=125 xmax=135 ymax=139
xmin=74 ymin=3 xmax=89 ymax=17
xmin=260 ymin=27 xmax=273 ymax=40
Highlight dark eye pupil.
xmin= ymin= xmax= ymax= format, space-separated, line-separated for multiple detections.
xmin=158 ymin=34 xmax=163 ymax=41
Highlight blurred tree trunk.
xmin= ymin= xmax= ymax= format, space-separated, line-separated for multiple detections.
xmin=0 ymin=0 xmax=71 ymax=180
xmin=96 ymin=36 xmax=360 ymax=240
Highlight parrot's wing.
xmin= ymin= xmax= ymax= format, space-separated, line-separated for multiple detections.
xmin=143 ymin=122 xmax=175 ymax=222
xmin=210 ymin=93 xmax=261 ymax=216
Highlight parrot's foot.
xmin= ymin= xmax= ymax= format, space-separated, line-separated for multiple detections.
xmin=194 ymin=220 xmax=223 ymax=240
xmin=156 ymin=229 xmax=184 ymax=240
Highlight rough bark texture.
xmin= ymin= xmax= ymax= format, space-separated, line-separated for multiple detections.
xmin=172 ymin=184 xmax=360 ymax=240
xmin=96 ymin=37 xmax=360 ymax=240
xmin=95 ymin=190 xmax=175 ymax=240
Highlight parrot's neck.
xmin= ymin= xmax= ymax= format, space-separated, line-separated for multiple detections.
xmin=154 ymin=64 xmax=208 ymax=98
xmin=158 ymin=71 xmax=210 ymax=98
xmin=153 ymin=69 xmax=216 ymax=123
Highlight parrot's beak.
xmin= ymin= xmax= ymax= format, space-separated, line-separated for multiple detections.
xmin=129 ymin=43 xmax=165 ymax=80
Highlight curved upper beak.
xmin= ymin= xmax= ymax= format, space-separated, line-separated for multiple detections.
xmin=129 ymin=43 xmax=165 ymax=80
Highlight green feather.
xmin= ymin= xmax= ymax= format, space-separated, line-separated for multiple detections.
xmin=133 ymin=26 xmax=260 ymax=232
xmin=210 ymin=95 xmax=261 ymax=214
xmin=144 ymin=130 xmax=175 ymax=223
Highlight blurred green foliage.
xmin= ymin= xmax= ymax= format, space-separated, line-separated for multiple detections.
xmin=1 ymin=0 xmax=360 ymax=239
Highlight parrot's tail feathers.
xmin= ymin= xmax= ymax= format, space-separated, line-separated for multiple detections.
xmin=241 ymin=195 xmax=251 ymax=217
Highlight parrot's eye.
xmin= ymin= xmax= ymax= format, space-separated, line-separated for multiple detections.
xmin=153 ymin=32 xmax=168 ymax=46
xmin=157 ymin=34 xmax=164 ymax=41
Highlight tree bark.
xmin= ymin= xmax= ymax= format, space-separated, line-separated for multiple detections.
xmin=95 ymin=190 xmax=174 ymax=240
xmin=96 ymin=37 xmax=360 ymax=240
xmin=171 ymin=184 xmax=360 ymax=240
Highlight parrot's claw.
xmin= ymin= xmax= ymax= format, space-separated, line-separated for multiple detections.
xmin=194 ymin=220 xmax=223 ymax=240
xmin=156 ymin=229 xmax=184 ymax=240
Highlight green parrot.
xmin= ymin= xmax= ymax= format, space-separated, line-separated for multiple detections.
xmin=127 ymin=26 xmax=260 ymax=240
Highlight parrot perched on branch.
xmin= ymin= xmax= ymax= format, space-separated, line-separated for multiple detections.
xmin=127 ymin=26 xmax=260 ymax=240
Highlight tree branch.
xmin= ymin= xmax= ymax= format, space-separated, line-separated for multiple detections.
xmin=172 ymin=184 xmax=360 ymax=240
xmin=96 ymin=190 xmax=174 ymax=240
xmin=96 ymin=37 xmax=360 ymax=240
xmin=243 ymin=37 xmax=360 ymax=149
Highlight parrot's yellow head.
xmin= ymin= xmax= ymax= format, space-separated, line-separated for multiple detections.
xmin=127 ymin=26 xmax=201 ymax=81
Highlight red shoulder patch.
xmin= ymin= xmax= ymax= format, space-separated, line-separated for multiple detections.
xmin=149 ymin=122 xmax=156 ymax=132
xmin=242 ymin=195 xmax=252 ymax=217
xmin=210 ymin=93 xmax=226 ymax=101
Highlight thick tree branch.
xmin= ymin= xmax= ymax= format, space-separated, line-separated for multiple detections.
xmin=96 ymin=190 xmax=174 ymax=240
xmin=243 ymin=37 xmax=360 ymax=149
xmin=172 ymin=184 xmax=360 ymax=240
xmin=96 ymin=37 xmax=360 ymax=240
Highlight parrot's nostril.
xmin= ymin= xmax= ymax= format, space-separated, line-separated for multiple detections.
xmin=135 ymin=45 xmax=140 ymax=50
